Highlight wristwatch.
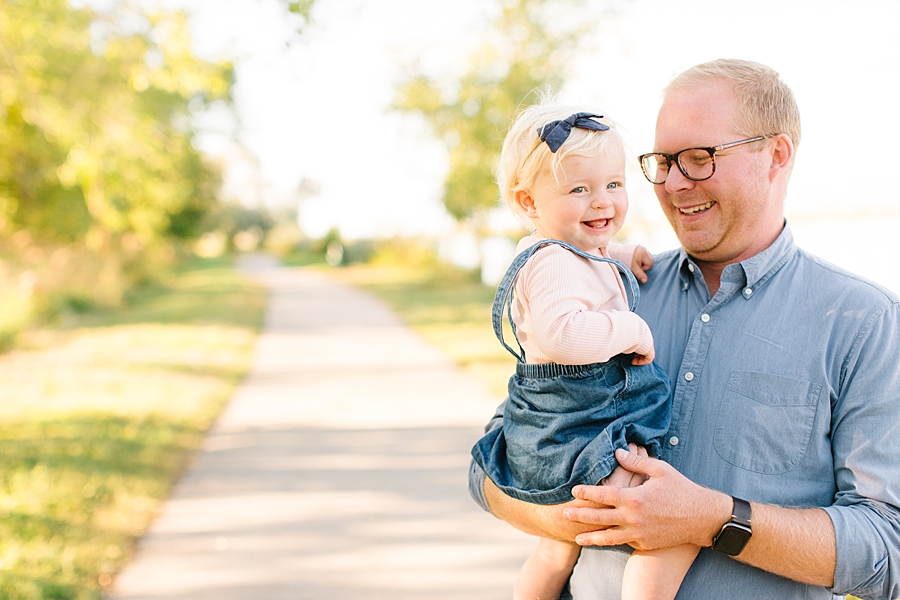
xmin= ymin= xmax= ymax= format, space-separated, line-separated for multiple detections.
xmin=712 ymin=496 xmax=752 ymax=556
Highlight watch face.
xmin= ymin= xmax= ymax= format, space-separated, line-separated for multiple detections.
xmin=713 ymin=523 xmax=752 ymax=556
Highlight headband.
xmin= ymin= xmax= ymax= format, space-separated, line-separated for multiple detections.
xmin=537 ymin=112 xmax=610 ymax=153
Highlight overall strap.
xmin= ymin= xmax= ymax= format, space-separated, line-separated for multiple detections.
xmin=491 ymin=239 xmax=640 ymax=363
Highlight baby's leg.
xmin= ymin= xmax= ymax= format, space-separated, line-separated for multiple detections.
xmin=620 ymin=544 xmax=699 ymax=600
xmin=514 ymin=537 xmax=581 ymax=600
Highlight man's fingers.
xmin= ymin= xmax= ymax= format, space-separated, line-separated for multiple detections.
xmin=563 ymin=505 xmax=604 ymax=525
xmin=571 ymin=483 xmax=619 ymax=505
xmin=614 ymin=447 xmax=664 ymax=477
xmin=575 ymin=529 xmax=624 ymax=547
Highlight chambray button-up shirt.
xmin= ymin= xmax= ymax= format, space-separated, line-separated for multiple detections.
xmin=469 ymin=223 xmax=900 ymax=600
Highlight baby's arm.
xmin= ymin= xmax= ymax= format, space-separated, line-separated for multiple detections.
xmin=607 ymin=243 xmax=654 ymax=284
xmin=523 ymin=247 xmax=654 ymax=365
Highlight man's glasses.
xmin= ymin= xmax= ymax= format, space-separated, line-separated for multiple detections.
xmin=638 ymin=136 xmax=774 ymax=185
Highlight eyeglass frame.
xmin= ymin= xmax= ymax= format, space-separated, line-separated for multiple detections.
xmin=638 ymin=135 xmax=776 ymax=185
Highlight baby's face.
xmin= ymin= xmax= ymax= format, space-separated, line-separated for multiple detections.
xmin=521 ymin=145 xmax=628 ymax=254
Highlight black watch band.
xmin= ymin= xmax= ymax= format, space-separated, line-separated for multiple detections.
xmin=712 ymin=496 xmax=752 ymax=556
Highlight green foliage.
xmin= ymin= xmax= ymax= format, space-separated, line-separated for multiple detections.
xmin=0 ymin=256 xmax=265 ymax=599
xmin=0 ymin=229 xmax=183 ymax=351
xmin=286 ymin=0 xmax=315 ymax=21
xmin=0 ymin=1 xmax=236 ymax=349
xmin=0 ymin=416 xmax=203 ymax=600
xmin=0 ymin=0 xmax=234 ymax=248
xmin=202 ymin=202 xmax=275 ymax=246
xmin=393 ymin=0 xmax=590 ymax=223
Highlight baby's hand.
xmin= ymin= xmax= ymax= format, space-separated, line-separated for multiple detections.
xmin=631 ymin=347 xmax=655 ymax=366
xmin=630 ymin=245 xmax=654 ymax=284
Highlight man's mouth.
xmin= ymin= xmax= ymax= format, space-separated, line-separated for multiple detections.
xmin=679 ymin=201 xmax=716 ymax=215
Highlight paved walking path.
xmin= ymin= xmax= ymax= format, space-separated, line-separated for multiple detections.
xmin=107 ymin=254 xmax=531 ymax=600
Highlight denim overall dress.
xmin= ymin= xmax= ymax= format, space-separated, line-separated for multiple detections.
xmin=471 ymin=239 xmax=672 ymax=505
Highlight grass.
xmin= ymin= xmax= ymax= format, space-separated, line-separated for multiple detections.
xmin=0 ymin=254 xmax=266 ymax=600
xmin=334 ymin=262 xmax=516 ymax=398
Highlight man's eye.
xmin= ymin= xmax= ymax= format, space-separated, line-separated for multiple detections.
xmin=684 ymin=151 xmax=711 ymax=166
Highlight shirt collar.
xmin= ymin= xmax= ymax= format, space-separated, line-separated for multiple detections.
xmin=677 ymin=220 xmax=798 ymax=292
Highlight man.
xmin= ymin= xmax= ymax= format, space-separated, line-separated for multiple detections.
xmin=469 ymin=59 xmax=900 ymax=599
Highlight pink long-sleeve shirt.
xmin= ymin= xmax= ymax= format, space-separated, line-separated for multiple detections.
xmin=511 ymin=234 xmax=654 ymax=365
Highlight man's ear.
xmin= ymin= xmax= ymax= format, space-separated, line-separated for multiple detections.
xmin=514 ymin=188 xmax=537 ymax=217
xmin=769 ymin=133 xmax=794 ymax=182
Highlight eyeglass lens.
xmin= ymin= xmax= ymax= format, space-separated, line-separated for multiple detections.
xmin=641 ymin=149 xmax=714 ymax=184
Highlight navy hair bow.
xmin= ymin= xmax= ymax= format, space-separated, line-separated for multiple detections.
xmin=537 ymin=112 xmax=610 ymax=153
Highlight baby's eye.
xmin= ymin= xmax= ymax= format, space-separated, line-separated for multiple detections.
xmin=571 ymin=186 xmax=587 ymax=194
xmin=607 ymin=182 xmax=621 ymax=189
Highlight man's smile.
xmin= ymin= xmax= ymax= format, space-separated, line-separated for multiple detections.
xmin=679 ymin=201 xmax=716 ymax=215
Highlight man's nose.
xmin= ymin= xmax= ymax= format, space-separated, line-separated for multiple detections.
xmin=664 ymin=163 xmax=695 ymax=194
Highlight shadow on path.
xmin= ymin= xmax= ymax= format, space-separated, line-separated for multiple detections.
xmin=107 ymin=256 xmax=531 ymax=599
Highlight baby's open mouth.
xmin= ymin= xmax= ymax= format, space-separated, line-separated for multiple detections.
xmin=583 ymin=219 xmax=610 ymax=228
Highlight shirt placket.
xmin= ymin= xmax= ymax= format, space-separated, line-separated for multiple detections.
xmin=662 ymin=262 xmax=745 ymax=470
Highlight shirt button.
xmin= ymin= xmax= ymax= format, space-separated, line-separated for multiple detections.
xmin=684 ymin=372 xmax=695 ymax=381
xmin=743 ymin=287 xmax=753 ymax=297
xmin=701 ymin=314 xmax=710 ymax=323
xmin=688 ymin=264 xmax=695 ymax=273
xmin=669 ymin=436 xmax=680 ymax=446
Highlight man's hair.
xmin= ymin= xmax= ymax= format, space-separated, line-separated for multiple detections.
xmin=497 ymin=101 xmax=624 ymax=225
xmin=665 ymin=59 xmax=801 ymax=151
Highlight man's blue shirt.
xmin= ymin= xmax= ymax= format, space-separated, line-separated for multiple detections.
xmin=469 ymin=223 xmax=900 ymax=600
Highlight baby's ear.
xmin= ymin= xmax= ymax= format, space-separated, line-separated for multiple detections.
xmin=513 ymin=188 xmax=537 ymax=217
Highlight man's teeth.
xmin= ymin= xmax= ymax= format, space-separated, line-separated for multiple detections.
xmin=680 ymin=201 xmax=715 ymax=215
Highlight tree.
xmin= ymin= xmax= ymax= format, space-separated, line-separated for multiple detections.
xmin=393 ymin=0 xmax=590 ymax=225
xmin=0 ymin=0 xmax=238 ymax=331
xmin=0 ymin=0 xmax=234 ymax=248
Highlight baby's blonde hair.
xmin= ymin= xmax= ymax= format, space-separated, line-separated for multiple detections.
xmin=497 ymin=102 xmax=624 ymax=225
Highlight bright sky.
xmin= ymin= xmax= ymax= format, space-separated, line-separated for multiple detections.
xmin=171 ymin=0 xmax=900 ymax=288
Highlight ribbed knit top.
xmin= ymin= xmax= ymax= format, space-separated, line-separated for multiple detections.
xmin=511 ymin=234 xmax=655 ymax=365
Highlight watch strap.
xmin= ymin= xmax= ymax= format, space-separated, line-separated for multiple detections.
xmin=731 ymin=496 xmax=751 ymax=527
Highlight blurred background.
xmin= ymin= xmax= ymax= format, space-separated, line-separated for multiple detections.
xmin=176 ymin=0 xmax=900 ymax=287
xmin=3 ymin=0 xmax=899 ymax=348
xmin=2 ymin=1 xmax=898 ymax=597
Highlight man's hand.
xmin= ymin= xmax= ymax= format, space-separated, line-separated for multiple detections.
xmin=486 ymin=444 xmax=649 ymax=542
xmin=563 ymin=448 xmax=732 ymax=551
xmin=484 ymin=477 xmax=601 ymax=542
xmin=602 ymin=443 xmax=649 ymax=488
xmin=629 ymin=245 xmax=655 ymax=284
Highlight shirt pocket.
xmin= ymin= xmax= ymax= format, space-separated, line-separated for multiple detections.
xmin=713 ymin=371 xmax=822 ymax=475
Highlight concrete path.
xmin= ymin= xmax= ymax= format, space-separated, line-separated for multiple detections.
xmin=106 ymin=254 xmax=532 ymax=600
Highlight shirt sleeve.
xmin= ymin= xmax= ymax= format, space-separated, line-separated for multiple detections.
xmin=824 ymin=299 xmax=900 ymax=600
xmin=521 ymin=245 xmax=653 ymax=364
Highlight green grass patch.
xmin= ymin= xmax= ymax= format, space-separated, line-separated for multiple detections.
xmin=0 ymin=254 xmax=266 ymax=599
xmin=335 ymin=262 xmax=515 ymax=398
